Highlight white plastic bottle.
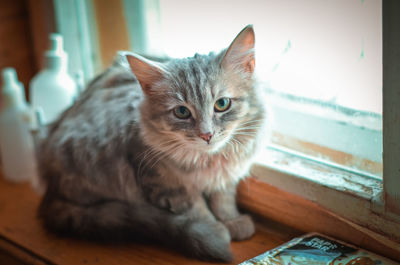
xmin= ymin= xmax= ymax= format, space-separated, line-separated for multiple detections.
xmin=0 ymin=68 xmax=38 ymax=183
xmin=30 ymin=33 xmax=77 ymax=124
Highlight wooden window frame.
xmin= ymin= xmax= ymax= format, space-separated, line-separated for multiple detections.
xmin=266 ymin=91 xmax=382 ymax=178
xmin=382 ymin=0 xmax=400 ymax=216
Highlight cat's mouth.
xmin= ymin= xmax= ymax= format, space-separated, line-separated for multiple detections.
xmin=193 ymin=134 xmax=231 ymax=154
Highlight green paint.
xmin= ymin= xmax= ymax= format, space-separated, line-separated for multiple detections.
xmin=361 ymin=0 xmax=365 ymax=4
xmin=283 ymin=40 xmax=292 ymax=54
xmin=272 ymin=63 xmax=280 ymax=72
xmin=271 ymin=40 xmax=292 ymax=72
xmin=359 ymin=39 xmax=365 ymax=60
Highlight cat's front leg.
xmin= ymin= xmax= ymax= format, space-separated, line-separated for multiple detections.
xmin=140 ymin=173 xmax=196 ymax=214
xmin=207 ymin=184 xmax=255 ymax=241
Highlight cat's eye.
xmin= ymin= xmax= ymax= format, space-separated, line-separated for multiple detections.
xmin=173 ymin=106 xmax=191 ymax=119
xmin=214 ymin=98 xmax=231 ymax=112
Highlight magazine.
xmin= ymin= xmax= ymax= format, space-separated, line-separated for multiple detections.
xmin=240 ymin=233 xmax=399 ymax=265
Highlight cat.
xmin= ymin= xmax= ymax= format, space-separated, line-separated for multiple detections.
xmin=37 ymin=25 xmax=267 ymax=262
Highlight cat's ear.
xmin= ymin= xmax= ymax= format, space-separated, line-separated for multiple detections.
xmin=221 ymin=25 xmax=255 ymax=74
xmin=125 ymin=53 xmax=165 ymax=95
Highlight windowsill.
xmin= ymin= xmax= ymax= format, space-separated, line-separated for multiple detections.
xmin=0 ymin=156 xmax=399 ymax=264
xmin=255 ymin=146 xmax=382 ymax=199
xmin=0 ymin=170 xmax=299 ymax=265
xmin=265 ymin=90 xmax=383 ymax=178
xmin=237 ymin=147 xmax=400 ymax=262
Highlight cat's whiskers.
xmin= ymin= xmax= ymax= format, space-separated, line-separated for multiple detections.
xmin=213 ymin=131 xmax=236 ymax=152
xmin=148 ymin=142 xmax=187 ymax=170
xmin=230 ymin=137 xmax=244 ymax=151
xmin=232 ymin=125 xmax=262 ymax=139
xmin=138 ymin=141 xmax=172 ymax=163
xmin=221 ymin=149 xmax=228 ymax=159
xmin=138 ymin=138 xmax=181 ymax=177
xmin=138 ymin=148 xmax=162 ymax=177
xmin=227 ymin=140 xmax=238 ymax=153
xmin=232 ymin=130 xmax=259 ymax=134
xmin=139 ymin=148 xmax=169 ymax=177
xmin=169 ymin=143 xmax=194 ymax=165
xmin=237 ymin=119 xmax=263 ymax=127
xmin=234 ymin=124 xmax=262 ymax=131
xmin=234 ymin=128 xmax=261 ymax=133
xmin=140 ymin=140 xmax=178 ymax=167
xmin=235 ymin=123 xmax=262 ymax=128
xmin=231 ymin=133 xmax=259 ymax=139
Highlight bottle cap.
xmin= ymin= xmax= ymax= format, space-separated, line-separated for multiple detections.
xmin=45 ymin=33 xmax=68 ymax=71
xmin=1 ymin=67 xmax=26 ymax=108
xmin=2 ymin=68 xmax=20 ymax=92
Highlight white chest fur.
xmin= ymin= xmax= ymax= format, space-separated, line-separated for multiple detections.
xmin=163 ymin=145 xmax=256 ymax=193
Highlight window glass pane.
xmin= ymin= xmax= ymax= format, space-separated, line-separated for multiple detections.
xmin=158 ymin=0 xmax=382 ymax=114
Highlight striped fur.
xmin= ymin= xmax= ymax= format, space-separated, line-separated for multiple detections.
xmin=38 ymin=25 xmax=267 ymax=262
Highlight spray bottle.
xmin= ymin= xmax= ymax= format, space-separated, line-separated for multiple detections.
xmin=30 ymin=33 xmax=77 ymax=124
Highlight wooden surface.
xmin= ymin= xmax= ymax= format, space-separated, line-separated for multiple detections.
xmin=92 ymin=0 xmax=131 ymax=68
xmin=0 ymin=0 xmax=36 ymax=95
xmin=0 ymin=176 xmax=298 ymax=265
xmin=26 ymin=0 xmax=56 ymax=73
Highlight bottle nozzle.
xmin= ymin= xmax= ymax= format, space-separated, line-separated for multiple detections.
xmin=1 ymin=67 xmax=26 ymax=107
xmin=2 ymin=68 xmax=20 ymax=93
xmin=45 ymin=33 xmax=67 ymax=71
xmin=49 ymin=33 xmax=64 ymax=54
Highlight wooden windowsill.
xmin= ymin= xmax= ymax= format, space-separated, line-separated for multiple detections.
xmin=0 ymin=175 xmax=300 ymax=265
xmin=1 ymin=168 xmax=399 ymax=264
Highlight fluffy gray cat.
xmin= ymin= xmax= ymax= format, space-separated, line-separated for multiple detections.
xmin=38 ymin=25 xmax=267 ymax=262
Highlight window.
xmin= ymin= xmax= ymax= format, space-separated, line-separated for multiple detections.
xmin=52 ymin=0 xmax=399 ymax=244
xmin=157 ymin=0 xmax=383 ymax=180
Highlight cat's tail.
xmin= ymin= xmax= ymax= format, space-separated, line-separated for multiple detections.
xmin=38 ymin=193 xmax=159 ymax=242
xmin=38 ymin=194 xmax=233 ymax=262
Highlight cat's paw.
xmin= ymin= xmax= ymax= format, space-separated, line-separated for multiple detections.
xmin=147 ymin=186 xmax=193 ymax=214
xmin=161 ymin=194 xmax=193 ymax=214
xmin=184 ymin=220 xmax=233 ymax=262
xmin=223 ymin=214 xmax=255 ymax=241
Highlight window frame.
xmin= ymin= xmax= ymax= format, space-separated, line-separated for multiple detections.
xmin=382 ymin=0 xmax=400 ymax=216
xmin=265 ymin=90 xmax=382 ymax=178
xmin=53 ymin=0 xmax=400 ymax=248
xmin=53 ymin=0 xmax=100 ymax=81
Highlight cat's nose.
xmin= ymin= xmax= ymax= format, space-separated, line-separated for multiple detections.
xmin=199 ymin=132 xmax=213 ymax=144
